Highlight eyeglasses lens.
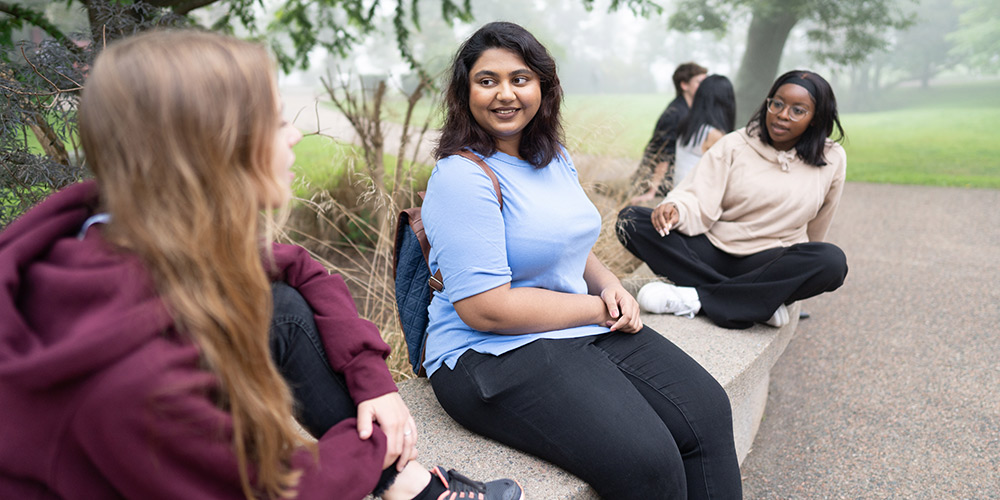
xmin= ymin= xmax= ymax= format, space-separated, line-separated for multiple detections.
xmin=766 ymin=99 xmax=805 ymax=122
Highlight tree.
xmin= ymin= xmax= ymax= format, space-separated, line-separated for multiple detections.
xmin=668 ymin=0 xmax=914 ymax=121
xmin=947 ymin=0 xmax=1000 ymax=72
xmin=0 ymin=0 xmax=661 ymax=226
xmin=0 ymin=1 xmax=188 ymax=226
xmin=889 ymin=0 xmax=961 ymax=88
xmin=2 ymin=0 xmax=662 ymax=75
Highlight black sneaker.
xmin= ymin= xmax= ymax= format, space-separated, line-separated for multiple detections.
xmin=430 ymin=466 xmax=523 ymax=500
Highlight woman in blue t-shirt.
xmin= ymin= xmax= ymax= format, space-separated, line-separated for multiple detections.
xmin=421 ymin=21 xmax=743 ymax=499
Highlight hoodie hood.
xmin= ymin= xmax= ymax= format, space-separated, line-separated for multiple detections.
xmin=0 ymin=181 xmax=173 ymax=390
xmin=738 ymin=127 xmax=840 ymax=172
xmin=737 ymin=127 xmax=800 ymax=172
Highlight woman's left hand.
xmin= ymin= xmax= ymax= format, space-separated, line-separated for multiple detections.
xmin=599 ymin=284 xmax=643 ymax=334
xmin=357 ymin=392 xmax=418 ymax=471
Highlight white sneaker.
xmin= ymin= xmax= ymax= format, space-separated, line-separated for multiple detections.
xmin=636 ymin=282 xmax=701 ymax=318
xmin=765 ymin=304 xmax=789 ymax=327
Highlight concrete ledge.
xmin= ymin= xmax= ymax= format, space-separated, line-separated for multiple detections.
xmin=397 ymin=264 xmax=799 ymax=498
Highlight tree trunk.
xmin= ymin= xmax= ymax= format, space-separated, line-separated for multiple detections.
xmin=28 ymin=113 xmax=70 ymax=167
xmin=733 ymin=7 xmax=800 ymax=124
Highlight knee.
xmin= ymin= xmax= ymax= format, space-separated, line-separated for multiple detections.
xmin=701 ymin=376 xmax=735 ymax=430
xmin=267 ymin=282 xmax=317 ymax=371
xmin=615 ymin=206 xmax=643 ymax=245
xmin=270 ymin=281 xmax=319 ymax=348
xmin=666 ymin=368 xmax=735 ymax=457
xmin=634 ymin=450 xmax=687 ymax=497
xmin=271 ymin=281 xmax=314 ymax=324
xmin=809 ymin=243 xmax=848 ymax=289
xmin=601 ymin=435 xmax=687 ymax=498
xmin=618 ymin=205 xmax=641 ymax=222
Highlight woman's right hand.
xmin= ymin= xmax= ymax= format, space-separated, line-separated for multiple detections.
xmin=356 ymin=392 xmax=419 ymax=471
xmin=651 ymin=202 xmax=679 ymax=236
xmin=598 ymin=284 xmax=643 ymax=334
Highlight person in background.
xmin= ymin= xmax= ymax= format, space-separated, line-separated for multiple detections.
xmin=421 ymin=21 xmax=742 ymax=499
xmin=629 ymin=61 xmax=708 ymax=203
xmin=0 ymin=30 xmax=521 ymax=500
xmin=672 ymin=74 xmax=736 ymax=185
xmin=617 ymin=70 xmax=848 ymax=330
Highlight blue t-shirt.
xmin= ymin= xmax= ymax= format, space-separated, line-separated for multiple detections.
xmin=421 ymin=149 xmax=609 ymax=376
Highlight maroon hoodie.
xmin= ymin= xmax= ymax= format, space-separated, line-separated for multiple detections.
xmin=0 ymin=182 xmax=399 ymax=499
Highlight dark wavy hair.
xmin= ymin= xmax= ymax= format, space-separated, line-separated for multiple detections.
xmin=672 ymin=62 xmax=708 ymax=97
xmin=677 ymin=75 xmax=735 ymax=146
xmin=435 ymin=21 xmax=564 ymax=168
xmin=746 ymin=70 xmax=845 ymax=167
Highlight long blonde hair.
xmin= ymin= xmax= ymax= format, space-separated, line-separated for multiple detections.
xmin=79 ymin=30 xmax=307 ymax=499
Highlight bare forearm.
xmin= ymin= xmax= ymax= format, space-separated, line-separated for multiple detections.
xmin=453 ymin=284 xmax=607 ymax=335
xmin=583 ymin=252 xmax=621 ymax=296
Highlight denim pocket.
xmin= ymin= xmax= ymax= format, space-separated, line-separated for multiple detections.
xmin=459 ymin=338 xmax=569 ymax=402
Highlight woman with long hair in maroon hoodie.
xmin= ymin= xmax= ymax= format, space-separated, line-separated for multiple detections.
xmin=0 ymin=30 xmax=520 ymax=500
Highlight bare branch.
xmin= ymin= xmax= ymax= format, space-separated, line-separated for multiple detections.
xmin=0 ymin=82 xmax=83 ymax=97
xmin=20 ymin=47 xmax=69 ymax=96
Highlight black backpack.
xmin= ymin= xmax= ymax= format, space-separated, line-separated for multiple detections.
xmin=392 ymin=151 xmax=502 ymax=376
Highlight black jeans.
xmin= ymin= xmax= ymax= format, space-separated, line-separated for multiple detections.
xmin=617 ymin=206 xmax=848 ymax=329
xmin=268 ymin=281 xmax=397 ymax=494
xmin=430 ymin=328 xmax=743 ymax=500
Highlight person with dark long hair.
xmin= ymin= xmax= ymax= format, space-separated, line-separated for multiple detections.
xmin=421 ymin=21 xmax=742 ymax=499
xmin=0 ymin=30 xmax=521 ymax=500
xmin=617 ymin=70 xmax=849 ymax=329
xmin=673 ymin=74 xmax=736 ymax=184
xmin=629 ymin=62 xmax=708 ymax=203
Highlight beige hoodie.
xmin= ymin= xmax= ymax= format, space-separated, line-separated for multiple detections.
xmin=664 ymin=127 xmax=846 ymax=256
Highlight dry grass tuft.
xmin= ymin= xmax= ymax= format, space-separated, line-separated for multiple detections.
xmin=573 ymin=153 xmax=644 ymax=278
xmin=281 ymin=189 xmax=416 ymax=382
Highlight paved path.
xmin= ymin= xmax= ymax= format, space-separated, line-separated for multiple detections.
xmin=740 ymin=183 xmax=1000 ymax=498
xmin=281 ymin=84 xmax=1000 ymax=497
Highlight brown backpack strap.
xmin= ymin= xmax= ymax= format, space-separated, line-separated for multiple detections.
xmin=403 ymin=207 xmax=430 ymax=261
xmin=396 ymin=206 xmax=444 ymax=292
xmin=457 ymin=149 xmax=503 ymax=210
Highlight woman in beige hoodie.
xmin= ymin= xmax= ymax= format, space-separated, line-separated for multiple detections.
xmin=617 ymin=70 xmax=848 ymax=330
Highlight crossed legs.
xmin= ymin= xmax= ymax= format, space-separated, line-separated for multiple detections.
xmin=617 ymin=205 xmax=848 ymax=329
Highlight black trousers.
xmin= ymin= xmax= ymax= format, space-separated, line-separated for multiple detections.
xmin=430 ymin=329 xmax=743 ymax=500
xmin=617 ymin=206 xmax=848 ymax=329
xmin=268 ymin=281 xmax=397 ymax=494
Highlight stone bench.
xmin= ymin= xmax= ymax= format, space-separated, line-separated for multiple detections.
xmin=396 ymin=265 xmax=800 ymax=498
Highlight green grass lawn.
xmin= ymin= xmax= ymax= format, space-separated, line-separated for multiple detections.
xmin=563 ymin=81 xmax=1000 ymax=189
xmin=290 ymin=135 xmax=357 ymax=198
xmin=291 ymin=133 xmax=430 ymax=198
xmin=837 ymin=80 xmax=1000 ymax=188
xmin=840 ymin=107 xmax=1000 ymax=188
xmin=562 ymin=93 xmax=665 ymax=157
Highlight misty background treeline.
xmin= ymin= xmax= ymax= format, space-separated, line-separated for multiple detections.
xmin=7 ymin=0 xmax=998 ymax=100
xmin=293 ymin=0 xmax=997 ymax=111
xmin=1 ymin=0 xmax=997 ymax=226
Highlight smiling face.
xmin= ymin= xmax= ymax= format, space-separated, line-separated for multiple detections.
xmin=765 ymin=83 xmax=814 ymax=151
xmin=468 ymin=48 xmax=541 ymax=158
